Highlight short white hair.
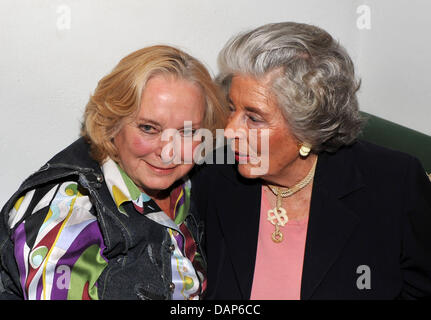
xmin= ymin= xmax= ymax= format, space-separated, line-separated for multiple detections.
xmin=217 ymin=22 xmax=364 ymax=153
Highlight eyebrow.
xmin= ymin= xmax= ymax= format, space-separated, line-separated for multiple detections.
xmin=244 ymin=106 xmax=267 ymax=115
xmin=228 ymin=97 xmax=269 ymax=116
xmin=227 ymin=96 xmax=268 ymax=114
xmin=181 ymin=121 xmax=202 ymax=129
xmin=137 ymin=118 xmax=202 ymax=129
xmin=136 ymin=118 xmax=162 ymax=128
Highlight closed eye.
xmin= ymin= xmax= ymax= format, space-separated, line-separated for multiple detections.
xmin=247 ymin=113 xmax=263 ymax=123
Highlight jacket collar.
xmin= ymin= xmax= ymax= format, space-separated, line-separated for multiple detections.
xmin=300 ymin=144 xmax=365 ymax=299
xmin=213 ymin=142 xmax=365 ymax=299
xmin=2 ymin=138 xmax=130 ymax=258
xmin=212 ymin=165 xmax=261 ymax=299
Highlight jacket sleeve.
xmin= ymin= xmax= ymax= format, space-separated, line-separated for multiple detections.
xmin=399 ymin=156 xmax=431 ymax=299
xmin=0 ymin=210 xmax=24 ymax=300
xmin=0 ymin=251 xmax=24 ymax=299
xmin=0 ymin=184 xmax=55 ymax=300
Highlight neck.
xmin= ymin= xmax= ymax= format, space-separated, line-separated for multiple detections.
xmin=144 ymin=188 xmax=171 ymax=201
xmin=140 ymin=187 xmax=171 ymax=216
xmin=138 ymin=178 xmax=183 ymax=201
xmin=263 ymin=153 xmax=318 ymax=188
xmin=138 ymin=180 xmax=184 ymax=218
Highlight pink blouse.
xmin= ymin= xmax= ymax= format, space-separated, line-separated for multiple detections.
xmin=250 ymin=187 xmax=309 ymax=300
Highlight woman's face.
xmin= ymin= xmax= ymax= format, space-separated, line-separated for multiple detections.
xmin=224 ymin=74 xmax=301 ymax=181
xmin=113 ymin=74 xmax=205 ymax=195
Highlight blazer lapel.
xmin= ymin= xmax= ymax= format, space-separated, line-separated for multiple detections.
xmin=215 ymin=164 xmax=262 ymax=299
xmin=301 ymin=148 xmax=365 ymax=300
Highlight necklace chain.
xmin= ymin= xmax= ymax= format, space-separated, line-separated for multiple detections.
xmin=266 ymin=156 xmax=318 ymax=243
xmin=267 ymin=156 xmax=318 ymax=199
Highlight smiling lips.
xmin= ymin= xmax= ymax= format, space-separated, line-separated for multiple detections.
xmin=146 ymin=161 xmax=178 ymax=174
xmin=235 ymin=152 xmax=250 ymax=162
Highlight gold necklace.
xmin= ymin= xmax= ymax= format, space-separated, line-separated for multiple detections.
xmin=266 ymin=156 xmax=318 ymax=243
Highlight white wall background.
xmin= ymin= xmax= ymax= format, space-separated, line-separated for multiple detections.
xmin=1 ymin=0 xmax=430 ymax=207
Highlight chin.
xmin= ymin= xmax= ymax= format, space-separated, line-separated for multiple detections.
xmin=237 ymin=164 xmax=263 ymax=180
xmin=146 ymin=178 xmax=177 ymax=192
xmin=139 ymin=165 xmax=191 ymax=193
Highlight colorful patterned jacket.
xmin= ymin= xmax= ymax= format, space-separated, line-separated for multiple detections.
xmin=0 ymin=138 xmax=206 ymax=299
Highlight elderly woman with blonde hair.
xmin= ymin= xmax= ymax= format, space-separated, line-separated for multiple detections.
xmin=194 ymin=22 xmax=431 ymax=300
xmin=0 ymin=45 xmax=227 ymax=300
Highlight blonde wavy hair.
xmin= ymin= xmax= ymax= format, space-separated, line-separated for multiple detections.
xmin=82 ymin=45 xmax=228 ymax=164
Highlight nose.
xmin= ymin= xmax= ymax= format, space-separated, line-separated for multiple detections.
xmin=224 ymin=111 xmax=248 ymax=155
xmin=224 ymin=111 xmax=246 ymax=140
xmin=157 ymin=130 xmax=183 ymax=164
xmin=155 ymin=136 xmax=172 ymax=161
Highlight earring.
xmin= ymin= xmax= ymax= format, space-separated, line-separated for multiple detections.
xmin=299 ymin=143 xmax=311 ymax=157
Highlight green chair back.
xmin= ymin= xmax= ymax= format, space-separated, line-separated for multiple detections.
xmin=359 ymin=111 xmax=431 ymax=176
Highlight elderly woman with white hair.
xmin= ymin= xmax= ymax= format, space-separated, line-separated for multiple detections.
xmin=193 ymin=22 xmax=431 ymax=299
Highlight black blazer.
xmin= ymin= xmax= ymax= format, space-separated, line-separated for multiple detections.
xmin=192 ymin=140 xmax=431 ymax=299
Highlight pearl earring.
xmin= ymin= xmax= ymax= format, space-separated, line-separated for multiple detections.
xmin=299 ymin=143 xmax=311 ymax=157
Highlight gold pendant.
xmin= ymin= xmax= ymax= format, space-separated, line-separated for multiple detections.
xmin=267 ymin=190 xmax=288 ymax=243
xmin=267 ymin=207 xmax=288 ymax=226
xmin=272 ymin=226 xmax=283 ymax=243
